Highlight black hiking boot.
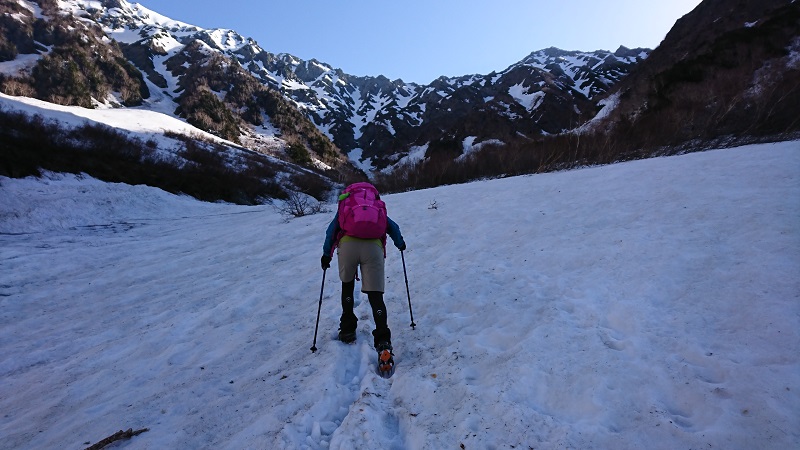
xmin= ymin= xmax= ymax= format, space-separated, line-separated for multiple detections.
xmin=338 ymin=329 xmax=356 ymax=344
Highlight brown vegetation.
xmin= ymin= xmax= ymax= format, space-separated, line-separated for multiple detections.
xmin=0 ymin=3 xmax=148 ymax=107
xmin=0 ymin=106 xmax=340 ymax=204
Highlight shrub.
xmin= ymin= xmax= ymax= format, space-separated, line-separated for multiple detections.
xmin=286 ymin=142 xmax=312 ymax=165
xmin=0 ymin=76 xmax=35 ymax=97
xmin=178 ymin=88 xmax=241 ymax=142
xmin=276 ymin=190 xmax=327 ymax=219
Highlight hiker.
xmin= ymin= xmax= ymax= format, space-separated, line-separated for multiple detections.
xmin=321 ymin=182 xmax=405 ymax=354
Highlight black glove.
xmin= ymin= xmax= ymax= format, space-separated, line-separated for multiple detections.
xmin=321 ymin=255 xmax=331 ymax=270
xmin=398 ymin=242 xmax=406 ymax=252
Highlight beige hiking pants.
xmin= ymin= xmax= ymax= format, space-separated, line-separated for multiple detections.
xmin=337 ymin=238 xmax=385 ymax=292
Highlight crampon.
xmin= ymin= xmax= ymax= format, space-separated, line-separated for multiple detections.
xmin=377 ymin=348 xmax=395 ymax=378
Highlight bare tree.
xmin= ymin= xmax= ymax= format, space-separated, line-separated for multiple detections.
xmin=277 ymin=191 xmax=328 ymax=219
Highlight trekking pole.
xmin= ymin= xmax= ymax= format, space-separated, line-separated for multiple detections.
xmin=401 ymin=251 xmax=416 ymax=329
xmin=310 ymin=269 xmax=327 ymax=353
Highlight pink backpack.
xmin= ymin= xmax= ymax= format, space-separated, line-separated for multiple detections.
xmin=337 ymin=182 xmax=388 ymax=239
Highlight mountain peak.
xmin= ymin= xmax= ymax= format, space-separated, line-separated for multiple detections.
xmin=3 ymin=0 xmax=649 ymax=176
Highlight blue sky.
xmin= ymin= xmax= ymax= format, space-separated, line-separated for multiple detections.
xmin=136 ymin=0 xmax=704 ymax=84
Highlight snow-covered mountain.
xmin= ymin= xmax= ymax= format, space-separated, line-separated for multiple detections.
xmin=3 ymin=0 xmax=794 ymax=190
xmin=1 ymin=0 xmax=347 ymax=176
xmin=2 ymin=0 xmax=648 ymax=173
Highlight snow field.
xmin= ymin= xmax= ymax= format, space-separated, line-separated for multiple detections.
xmin=1 ymin=141 xmax=799 ymax=449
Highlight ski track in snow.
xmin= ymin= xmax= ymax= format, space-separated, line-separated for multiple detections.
xmin=1 ymin=142 xmax=799 ymax=449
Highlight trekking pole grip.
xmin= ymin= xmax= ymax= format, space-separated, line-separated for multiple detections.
xmin=401 ymin=251 xmax=416 ymax=329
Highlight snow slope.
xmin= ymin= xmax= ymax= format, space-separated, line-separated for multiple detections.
xmin=0 ymin=92 xmax=291 ymax=179
xmin=0 ymin=93 xmax=224 ymax=152
xmin=1 ymin=141 xmax=799 ymax=449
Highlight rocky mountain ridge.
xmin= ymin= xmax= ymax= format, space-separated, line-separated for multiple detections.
xmin=1 ymin=0 xmax=648 ymax=173
xmin=586 ymin=0 xmax=799 ymax=150
xmin=3 ymin=0 xmax=796 ymax=194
